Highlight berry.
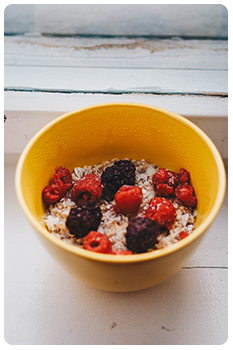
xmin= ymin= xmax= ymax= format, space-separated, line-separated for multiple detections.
xmin=114 ymin=185 xmax=143 ymax=215
xmin=42 ymin=179 xmax=67 ymax=204
xmin=71 ymin=174 xmax=102 ymax=204
xmin=156 ymin=183 xmax=174 ymax=197
xmin=83 ymin=231 xmax=112 ymax=254
xmin=152 ymin=168 xmax=191 ymax=197
xmin=66 ymin=200 xmax=102 ymax=238
xmin=42 ymin=166 xmax=72 ymax=204
xmin=145 ymin=197 xmax=176 ymax=229
xmin=101 ymin=159 xmax=136 ymax=201
xmin=125 ymin=217 xmax=162 ymax=253
xmin=51 ymin=166 xmax=73 ymax=190
xmin=153 ymin=168 xmax=169 ymax=184
xmin=179 ymin=168 xmax=190 ymax=185
xmin=167 ymin=170 xmax=180 ymax=187
xmin=175 ymin=184 xmax=197 ymax=207
xmin=152 ymin=168 xmax=178 ymax=196
xmin=179 ymin=231 xmax=189 ymax=240
xmin=111 ymin=250 xmax=133 ymax=255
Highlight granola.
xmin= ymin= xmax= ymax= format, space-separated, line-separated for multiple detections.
xmin=43 ymin=159 xmax=197 ymax=252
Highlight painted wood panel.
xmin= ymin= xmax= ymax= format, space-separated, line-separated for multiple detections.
xmin=4 ymin=65 xmax=228 ymax=95
xmin=4 ymin=35 xmax=228 ymax=95
xmin=5 ymin=36 xmax=228 ymax=70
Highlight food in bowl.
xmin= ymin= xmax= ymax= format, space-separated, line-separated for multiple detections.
xmin=43 ymin=158 xmax=197 ymax=254
xmin=15 ymin=102 xmax=226 ymax=291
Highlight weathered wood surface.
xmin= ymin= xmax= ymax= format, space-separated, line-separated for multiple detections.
xmin=4 ymin=36 xmax=228 ymax=95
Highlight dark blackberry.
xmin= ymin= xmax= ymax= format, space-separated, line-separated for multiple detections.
xmin=66 ymin=200 xmax=102 ymax=238
xmin=101 ymin=159 xmax=136 ymax=201
xmin=125 ymin=217 xmax=162 ymax=253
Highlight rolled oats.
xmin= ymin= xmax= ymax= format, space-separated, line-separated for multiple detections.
xmin=43 ymin=159 xmax=196 ymax=252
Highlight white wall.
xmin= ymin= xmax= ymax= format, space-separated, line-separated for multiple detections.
xmin=4 ymin=4 xmax=228 ymax=38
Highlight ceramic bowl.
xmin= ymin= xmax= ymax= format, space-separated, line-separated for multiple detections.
xmin=15 ymin=103 xmax=226 ymax=292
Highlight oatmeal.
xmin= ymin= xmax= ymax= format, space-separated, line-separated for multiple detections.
xmin=43 ymin=159 xmax=197 ymax=254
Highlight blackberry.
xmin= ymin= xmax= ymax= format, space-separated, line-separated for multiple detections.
xmin=125 ymin=217 xmax=162 ymax=253
xmin=66 ymin=200 xmax=102 ymax=238
xmin=101 ymin=159 xmax=136 ymax=201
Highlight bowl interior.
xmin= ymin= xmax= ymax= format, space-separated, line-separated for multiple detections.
xmin=16 ymin=103 xmax=225 ymax=250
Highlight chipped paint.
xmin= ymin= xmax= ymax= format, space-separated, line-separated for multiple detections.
xmin=8 ymin=36 xmax=228 ymax=55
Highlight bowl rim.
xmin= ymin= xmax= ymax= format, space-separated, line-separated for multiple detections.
xmin=15 ymin=102 xmax=226 ymax=263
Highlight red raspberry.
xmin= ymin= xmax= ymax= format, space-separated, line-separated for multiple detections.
xmin=175 ymin=184 xmax=197 ymax=207
xmin=111 ymin=250 xmax=133 ymax=255
xmin=153 ymin=168 xmax=169 ymax=184
xmin=179 ymin=231 xmax=189 ymax=240
xmin=179 ymin=168 xmax=190 ymax=185
xmin=145 ymin=197 xmax=176 ymax=229
xmin=114 ymin=185 xmax=143 ymax=215
xmin=51 ymin=166 xmax=73 ymax=190
xmin=82 ymin=231 xmax=112 ymax=254
xmin=153 ymin=168 xmax=179 ymax=196
xmin=167 ymin=170 xmax=180 ymax=187
xmin=156 ymin=183 xmax=174 ymax=197
xmin=71 ymin=174 xmax=102 ymax=204
xmin=42 ymin=179 xmax=67 ymax=204
xmin=153 ymin=168 xmax=191 ymax=197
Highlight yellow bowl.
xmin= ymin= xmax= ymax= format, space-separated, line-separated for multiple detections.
xmin=15 ymin=103 xmax=226 ymax=292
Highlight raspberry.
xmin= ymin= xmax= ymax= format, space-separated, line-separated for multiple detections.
xmin=153 ymin=168 xmax=191 ymax=197
xmin=156 ymin=183 xmax=174 ymax=197
xmin=65 ymin=200 xmax=102 ymax=238
xmin=111 ymin=250 xmax=133 ymax=255
xmin=179 ymin=168 xmax=190 ymax=185
xmin=167 ymin=170 xmax=180 ymax=187
xmin=125 ymin=217 xmax=162 ymax=253
xmin=179 ymin=231 xmax=189 ymax=240
xmin=153 ymin=168 xmax=169 ymax=184
xmin=145 ymin=197 xmax=176 ymax=229
xmin=83 ymin=231 xmax=112 ymax=254
xmin=114 ymin=185 xmax=143 ymax=215
xmin=42 ymin=166 xmax=72 ymax=204
xmin=71 ymin=174 xmax=102 ymax=204
xmin=152 ymin=168 xmax=177 ymax=196
xmin=175 ymin=184 xmax=197 ymax=207
xmin=42 ymin=179 xmax=67 ymax=204
xmin=101 ymin=159 xmax=136 ymax=201
xmin=51 ymin=166 xmax=73 ymax=190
